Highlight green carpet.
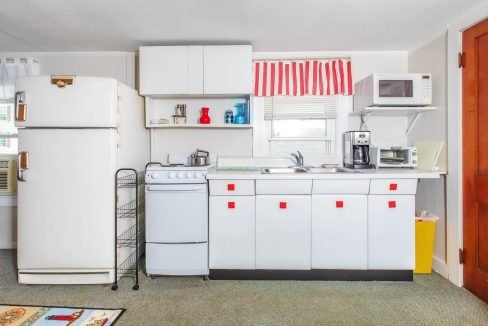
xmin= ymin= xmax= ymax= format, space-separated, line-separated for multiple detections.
xmin=1 ymin=250 xmax=486 ymax=325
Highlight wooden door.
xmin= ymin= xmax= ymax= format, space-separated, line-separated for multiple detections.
xmin=463 ymin=18 xmax=488 ymax=303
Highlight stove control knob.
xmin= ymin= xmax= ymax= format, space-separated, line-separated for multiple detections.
xmin=150 ymin=172 xmax=159 ymax=179
xmin=168 ymin=172 xmax=175 ymax=178
xmin=177 ymin=172 xmax=184 ymax=178
xmin=186 ymin=172 xmax=192 ymax=178
xmin=193 ymin=172 xmax=199 ymax=178
xmin=195 ymin=172 xmax=203 ymax=178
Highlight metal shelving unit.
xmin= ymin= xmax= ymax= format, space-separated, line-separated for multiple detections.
xmin=112 ymin=168 xmax=145 ymax=291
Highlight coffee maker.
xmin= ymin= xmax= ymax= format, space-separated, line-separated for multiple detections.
xmin=343 ymin=131 xmax=374 ymax=169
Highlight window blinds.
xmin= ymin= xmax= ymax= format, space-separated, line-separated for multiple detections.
xmin=264 ymin=96 xmax=337 ymax=120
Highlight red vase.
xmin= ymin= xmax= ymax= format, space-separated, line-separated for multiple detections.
xmin=199 ymin=107 xmax=211 ymax=124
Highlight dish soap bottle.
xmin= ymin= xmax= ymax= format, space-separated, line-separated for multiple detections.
xmin=199 ymin=107 xmax=210 ymax=124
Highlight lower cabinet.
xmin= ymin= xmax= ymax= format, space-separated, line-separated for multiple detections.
xmin=311 ymin=195 xmax=368 ymax=269
xmin=368 ymin=195 xmax=415 ymax=269
xmin=209 ymin=196 xmax=255 ymax=269
xmin=256 ymin=195 xmax=311 ymax=270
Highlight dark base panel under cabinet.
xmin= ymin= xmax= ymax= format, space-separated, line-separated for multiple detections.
xmin=209 ymin=269 xmax=413 ymax=281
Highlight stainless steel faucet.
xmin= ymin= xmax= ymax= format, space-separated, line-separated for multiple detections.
xmin=291 ymin=150 xmax=304 ymax=167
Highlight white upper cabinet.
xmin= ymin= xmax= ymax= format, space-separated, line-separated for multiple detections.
xmin=187 ymin=46 xmax=204 ymax=94
xmin=139 ymin=45 xmax=252 ymax=96
xmin=139 ymin=46 xmax=188 ymax=95
xmin=203 ymin=45 xmax=252 ymax=95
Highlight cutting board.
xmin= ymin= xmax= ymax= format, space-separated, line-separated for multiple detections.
xmin=414 ymin=141 xmax=444 ymax=171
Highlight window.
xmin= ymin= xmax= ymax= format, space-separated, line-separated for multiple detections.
xmin=263 ymin=96 xmax=338 ymax=160
xmin=0 ymin=103 xmax=18 ymax=154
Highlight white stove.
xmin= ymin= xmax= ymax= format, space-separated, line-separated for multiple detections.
xmin=145 ymin=163 xmax=216 ymax=184
xmin=144 ymin=162 xmax=214 ymax=277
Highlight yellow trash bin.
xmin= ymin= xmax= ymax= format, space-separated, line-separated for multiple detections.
xmin=414 ymin=211 xmax=439 ymax=274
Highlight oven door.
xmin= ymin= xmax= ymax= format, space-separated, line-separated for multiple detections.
xmin=145 ymin=184 xmax=208 ymax=243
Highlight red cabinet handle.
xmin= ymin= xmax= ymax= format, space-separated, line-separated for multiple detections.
xmin=388 ymin=201 xmax=396 ymax=208
xmin=336 ymin=200 xmax=344 ymax=208
xmin=279 ymin=202 xmax=287 ymax=209
xmin=389 ymin=183 xmax=398 ymax=191
xmin=227 ymin=183 xmax=235 ymax=191
xmin=228 ymin=201 xmax=235 ymax=209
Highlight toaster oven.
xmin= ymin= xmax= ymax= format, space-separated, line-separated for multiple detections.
xmin=370 ymin=147 xmax=417 ymax=168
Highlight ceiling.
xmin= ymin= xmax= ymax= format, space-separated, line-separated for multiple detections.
xmin=0 ymin=0 xmax=483 ymax=52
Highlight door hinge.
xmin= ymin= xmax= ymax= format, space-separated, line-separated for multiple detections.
xmin=458 ymin=52 xmax=465 ymax=68
xmin=459 ymin=248 xmax=465 ymax=264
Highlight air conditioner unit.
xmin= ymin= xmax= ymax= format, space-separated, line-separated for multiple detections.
xmin=0 ymin=160 xmax=17 ymax=193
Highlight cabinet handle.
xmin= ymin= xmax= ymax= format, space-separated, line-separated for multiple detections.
xmin=228 ymin=201 xmax=235 ymax=209
xmin=227 ymin=184 xmax=235 ymax=191
xmin=388 ymin=201 xmax=396 ymax=208
xmin=336 ymin=200 xmax=344 ymax=208
xmin=389 ymin=183 xmax=398 ymax=191
xmin=279 ymin=201 xmax=287 ymax=209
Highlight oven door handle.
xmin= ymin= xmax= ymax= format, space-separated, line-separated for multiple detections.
xmin=146 ymin=184 xmax=207 ymax=192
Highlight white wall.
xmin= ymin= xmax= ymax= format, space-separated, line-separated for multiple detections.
xmin=446 ymin=3 xmax=488 ymax=286
xmin=0 ymin=52 xmax=135 ymax=249
xmin=407 ymin=33 xmax=448 ymax=277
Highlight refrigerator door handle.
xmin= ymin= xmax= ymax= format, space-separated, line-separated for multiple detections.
xmin=17 ymin=151 xmax=29 ymax=182
xmin=15 ymin=91 xmax=27 ymax=122
xmin=51 ymin=75 xmax=75 ymax=88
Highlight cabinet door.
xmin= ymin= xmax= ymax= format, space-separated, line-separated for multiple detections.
xmin=311 ymin=195 xmax=367 ymax=269
xmin=203 ymin=45 xmax=252 ymax=94
xmin=187 ymin=46 xmax=204 ymax=94
xmin=368 ymin=195 xmax=415 ymax=269
xmin=256 ymin=195 xmax=311 ymax=269
xmin=209 ymin=196 xmax=255 ymax=269
xmin=139 ymin=46 xmax=188 ymax=95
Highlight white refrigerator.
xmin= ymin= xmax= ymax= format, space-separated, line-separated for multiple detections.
xmin=15 ymin=76 xmax=149 ymax=284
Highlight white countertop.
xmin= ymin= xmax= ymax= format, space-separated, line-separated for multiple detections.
xmin=206 ymin=168 xmax=441 ymax=180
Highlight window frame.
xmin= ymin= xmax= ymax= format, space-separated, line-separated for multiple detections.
xmin=252 ymin=95 xmax=352 ymax=166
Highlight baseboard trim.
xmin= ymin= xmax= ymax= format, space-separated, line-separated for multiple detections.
xmin=432 ymin=256 xmax=449 ymax=279
xmin=209 ymin=269 xmax=413 ymax=281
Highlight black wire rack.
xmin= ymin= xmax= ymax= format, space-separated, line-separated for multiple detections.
xmin=112 ymin=169 xmax=145 ymax=291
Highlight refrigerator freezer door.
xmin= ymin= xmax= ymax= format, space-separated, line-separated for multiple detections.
xmin=17 ymin=129 xmax=117 ymax=270
xmin=15 ymin=76 xmax=118 ymax=128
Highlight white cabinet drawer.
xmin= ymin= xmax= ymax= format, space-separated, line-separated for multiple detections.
xmin=256 ymin=195 xmax=311 ymax=269
xmin=313 ymin=179 xmax=370 ymax=194
xmin=369 ymin=179 xmax=417 ymax=195
xmin=256 ymin=180 xmax=312 ymax=195
xmin=368 ymin=195 xmax=415 ymax=270
xmin=311 ymin=195 xmax=368 ymax=269
xmin=209 ymin=180 xmax=255 ymax=196
xmin=209 ymin=196 xmax=255 ymax=269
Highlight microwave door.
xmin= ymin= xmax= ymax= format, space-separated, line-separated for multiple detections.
xmin=374 ymin=74 xmax=421 ymax=106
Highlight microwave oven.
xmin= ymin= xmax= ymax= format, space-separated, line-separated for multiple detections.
xmin=370 ymin=147 xmax=417 ymax=168
xmin=354 ymin=73 xmax=432 ymax=110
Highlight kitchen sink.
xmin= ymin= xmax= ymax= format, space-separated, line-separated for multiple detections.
xmin=260 ymin=167 xmax=360 ymax=174
xmin=306 ymin=167 xmax=360 ymax=173
xmin=260 ymin=167 xmax=310 ymax=174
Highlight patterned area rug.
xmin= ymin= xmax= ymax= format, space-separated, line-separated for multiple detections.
xmin=0 ymin=305 xmax=124 ymax=326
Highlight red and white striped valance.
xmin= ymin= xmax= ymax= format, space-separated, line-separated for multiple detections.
xmin=253 ymin=59 xmax=353 ymax=97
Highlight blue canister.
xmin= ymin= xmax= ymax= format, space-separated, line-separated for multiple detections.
xmin=225 ymin=110 xmax=234 ymax=124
